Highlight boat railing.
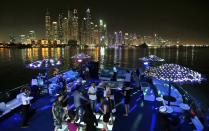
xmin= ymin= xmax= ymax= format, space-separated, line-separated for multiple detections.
xmin=0 ymin=84 xmax=28 ymax=102
xmin=0 ymin=68 xmax=74 ymax=102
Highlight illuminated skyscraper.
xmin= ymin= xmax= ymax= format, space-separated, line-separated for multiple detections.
xmin=103 ymin=24 xmax=108 ymax=46
xmin=52 ymin=21 xmax=58 ymax=40
xmin=80 ymin=17 xmax=87 ymax=45
xmin=92 ymin=24 xmax=100 ymax=46
xmin=68 ymin=10 xmax=73 ymax=41
xmin=124 ymin=33 xmax=130 ymax=45
xmin=86 ymin=8 xmax=92 ymax=46
xmin=72 ymin=9 xmax=79 ymax=44
xmin=99 ymin=19 xmax=108 ymax=46
xmin=58 ymin=12 xmax=64 ymax=43
xmin=115 ymin=32 xmax=119 ymax=46
xmin=62 ymin=17 xmax=68 ymax=44
xmin=29 ymin=30 xmax=36 ymax=40
xmin=118 ymin=31 xmax=123 ymax=45
xmin=45 ymin=10 xmax=51 ymax=40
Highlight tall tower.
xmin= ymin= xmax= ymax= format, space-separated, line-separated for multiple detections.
xmin=104 ymin=23 xmax=108 ymax=46
xmin=115 ymin=32 xmax=119 ymax=46
xmin=68 ymin=10 xmax=73 ymax=40
xmin=45 ymin=10 xmax=51 ymax=40
xmin=29 ymin=30 xmax=36 ymax=40
xmin=52 ymin=21 xmax=58 ymax=40
xmin=62 ymin=17 xmax=68 ymax=44
xmin=86 ymin=8 xmax=91 ymax=45
xmin=118 ymin=31 xmax=123 ymax=45
xmin=80 ymin=17 xmax=87 ymax=45
xmin=72 ymin=9 xmax=79 ymax=44
xmin=58 ymin=12 xmax=64 ymax=43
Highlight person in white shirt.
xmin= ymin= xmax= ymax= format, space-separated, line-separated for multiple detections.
xmin=20 ymin=87 xmax=32 ymax=128
xmin=88 ymin=83 xmax=97 ymax=111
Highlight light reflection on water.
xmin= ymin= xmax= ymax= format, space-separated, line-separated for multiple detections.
xmin=0 ymin=47 xmax=203 ymax=69
xmin=0 ymin=47 xmax=209 ymax=107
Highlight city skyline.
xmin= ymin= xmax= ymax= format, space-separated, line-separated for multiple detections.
xmin=0 ymin=0 xmax=209 ymax=43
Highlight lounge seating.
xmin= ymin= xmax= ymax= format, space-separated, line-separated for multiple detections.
xmin=0 ymin=93 xmax=33 ymax=118
xmin=0 ymin=102 xmax=11 ymax=118
xmin=191 ymin=116 xmax=204 ymax=131
xmin=153 ymin=79 xmax=183 ymax=106
xmin=140 ymin=82 xmax=155 ymax=101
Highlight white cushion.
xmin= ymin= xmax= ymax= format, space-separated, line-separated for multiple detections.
xmin=0 ymin=102 xmax=6 ymax=111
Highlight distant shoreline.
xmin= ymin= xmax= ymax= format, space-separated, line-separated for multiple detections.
xmin=0 ymin=43 xmax=209 ymax=49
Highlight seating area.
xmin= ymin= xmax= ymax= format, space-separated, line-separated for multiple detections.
xmin=140 ymin=82 xmax=155 ymax=101
xmin=152 ymin=79 xmax=183 ymax=106
xmin=0 ymin=70 xmax=78 ymax=119
xmin=99 ymin=68 xmax=133 ymax=82
xmin=0 ymin=68 xmax=207 ymax=131
xmin=151 ymin=79 xmax=206 ymax=131
xmin=0 ymin=93 xmax=33 ymax=118
xmin=48 ymin=70 xmax=79 ymax=95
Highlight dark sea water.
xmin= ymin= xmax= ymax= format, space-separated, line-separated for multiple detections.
xmin=0 ymin=47 xmax=209 ymax=108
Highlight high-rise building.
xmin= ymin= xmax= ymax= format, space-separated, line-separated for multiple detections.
xmin=44 ymin=8 xmax=108 ymax=47
xmin=124 ymin=33 xmax=130 ymax=45
xmin=86 ymin=8 xmax=92 ymax=46
xmin=52 ymin=21 xmax=58 ymax=40
xmin=28 ymin=30 xmax=36 ymax=40
xmin=118 ymin=31 xmax=123 ymax=45
xmin=114 ymin=32 xmax=119 ymax=46
xmin=45 ymin=10 xmax=51 ymax=40
xmin=104 ymin=24 xmax=108 ymax=46
xmin=92 ymin=24 xmax=100 ymax=46
xmin=62 ymin=17 xmax=69 ymax=44
xmin=80 ymin=17 xmax=87 ymax=45
xmin=58 ymin=12 xmax=64 ymax=43
xmin=72 ymin=9 xmax=79 ymax=44
xmin=99 ymin=19 xmax=108 ymax=46
xmin=67 ymin=10 xmax=73 ymax=41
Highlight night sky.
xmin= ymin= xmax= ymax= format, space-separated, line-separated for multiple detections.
xmin=0 ymin=0 xmax=209 ymax=43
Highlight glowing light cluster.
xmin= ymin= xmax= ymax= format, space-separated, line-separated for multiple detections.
xmin=144 ymin=64 xmax=203 ymax=83
xmin=27 ymin=59 xmax=61 ymax=69
xmin=71 ymin=53 xmax=91 ymax=60
xmin=139 ymin=55 xmax=165 ymax=62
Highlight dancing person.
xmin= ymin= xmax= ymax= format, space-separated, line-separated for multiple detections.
xmin=52 ymin=95 xmax=64 ymax=131
xmin=122 ymin=86 xmax=131 ymax=117
xmin=88 ymin=82 xmax=97 ymax=112
xmin=100 ymin=98 xmax=111 ymax=131
xmin=104 ymin=85 xmax=115 ymax=124
xmin=71 ymin=86 xmax=88 ymax=121
xmin=21 ymin=86 xmax=32 ymax=128
xmin=83 ymin=103 xmax=98 ymax=131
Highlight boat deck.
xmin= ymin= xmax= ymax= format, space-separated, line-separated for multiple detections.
xmin=0 ymin=86 xmax=194 ymax=131
xmin=0 ymin=68 xmax=205 ymax=131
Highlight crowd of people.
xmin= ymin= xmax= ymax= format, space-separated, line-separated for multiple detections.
xmin=19 ymin=64 xmax=141 ymax=131
xmin=50 ymin=66 xmax=141 ymax=131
